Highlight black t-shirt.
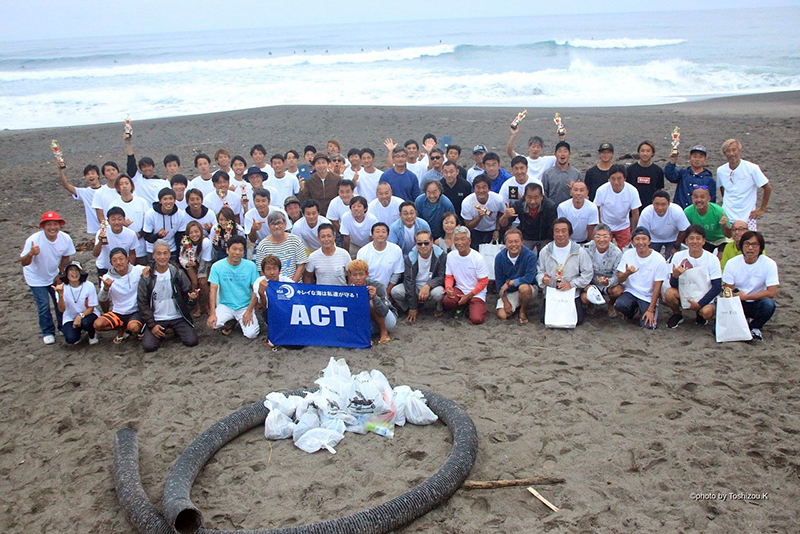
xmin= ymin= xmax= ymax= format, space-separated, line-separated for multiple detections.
xmin=440 ymin=177 xmax=473 ymax=224
xmin=584 ymin=165 xmax=612 ymax=202
xmin=625 ymin=163 xmax=664 ymax=208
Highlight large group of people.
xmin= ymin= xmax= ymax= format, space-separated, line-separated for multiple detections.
xmin=24 ymin=124 xmax=779 ymax=349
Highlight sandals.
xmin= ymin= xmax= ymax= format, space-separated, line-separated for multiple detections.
xmin=113 ymin=332 xmax=130 ymax=345
xmin=518 ymin=315 xmax=529 ymax=325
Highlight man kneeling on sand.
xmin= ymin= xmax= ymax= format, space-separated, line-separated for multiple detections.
xmin=207 ymin=235 xmax=260 ymax=338
xmin=581 ymin=223 xmax=623 ymax=315
xmin=137 ymin=240 xmax=199 ymax=352
xmin=495 ymin=228 xmax=538 ymax=324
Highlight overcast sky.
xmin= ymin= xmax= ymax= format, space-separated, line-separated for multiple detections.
xmin=2 ymin=0 xmax=798 ymax=42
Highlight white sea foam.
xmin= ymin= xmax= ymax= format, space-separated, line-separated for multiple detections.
xmin=0 ymin=44 xmax=456 ymax=82
xmin=555 ymin=38 xmax=687 ymax=49
xmin=2 ymin=58 xmax=798 ymax=129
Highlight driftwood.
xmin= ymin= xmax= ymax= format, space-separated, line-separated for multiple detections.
xmin=462 ymin=476 xmax=565 ymax=490
xmin=528 ymin=487 xmax=560 ymax=512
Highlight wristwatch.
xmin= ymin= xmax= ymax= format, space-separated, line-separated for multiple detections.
xmin=79 ymin=312 xmax=85 ymax=318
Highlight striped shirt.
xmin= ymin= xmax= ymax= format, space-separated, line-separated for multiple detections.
xmin=253 ymin=233 xmax=308 ymax=279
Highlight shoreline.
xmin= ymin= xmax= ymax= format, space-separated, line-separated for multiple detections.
xmin=3 ymin=90 xmax=798 ymax=137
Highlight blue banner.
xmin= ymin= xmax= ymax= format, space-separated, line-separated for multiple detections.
xmin=266 ymin=283 xmax=371 ymax=348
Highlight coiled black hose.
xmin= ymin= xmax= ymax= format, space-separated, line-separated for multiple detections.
xmin=115 ymin=387 xmax=477 ymax=534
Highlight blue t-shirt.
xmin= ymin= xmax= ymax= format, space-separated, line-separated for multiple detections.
xmin=209 ymin=258 xmax=258 ymax=310
xmin=380 ymin=168 xmax=421 ymax=202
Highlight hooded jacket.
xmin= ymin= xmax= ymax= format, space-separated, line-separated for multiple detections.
xmin=137 ymin=263 xmax=195 ymax=329
xmin=143 ymin=201 xmax=185 ymax=249
xmin=402 ymin=244 xmax=446 ymax=310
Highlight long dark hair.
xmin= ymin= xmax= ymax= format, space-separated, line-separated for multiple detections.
xmin=185 ymin=220 xmax=205 ymax=258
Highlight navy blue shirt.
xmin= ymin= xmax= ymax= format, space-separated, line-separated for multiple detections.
xmin=380 ymin=168 xmax=421 ymax=202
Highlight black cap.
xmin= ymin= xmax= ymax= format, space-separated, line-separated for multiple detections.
xmin=598 ymin=142 xmax=614 ymax=152
xmin=555 ymin=141 xmax=571 ymax=153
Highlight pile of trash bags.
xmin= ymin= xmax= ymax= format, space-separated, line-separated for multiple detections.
xmin=264 ymin=357 xmax=438 ymax=454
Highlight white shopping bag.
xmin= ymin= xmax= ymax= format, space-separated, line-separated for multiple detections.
xmin=678 ymin=268 xmax=711 ymax=309
xmin=544 ymin=286 xmax=577 ymax=329
xmin=715 ymin=295 xmax=752 ymax=342
xmin=479 ymin=241 xmax=505 ymax=281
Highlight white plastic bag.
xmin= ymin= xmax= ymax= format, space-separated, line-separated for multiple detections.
xmin=294 ymin=428 xmax=345 ymax=454
xmin=716 ymin=295 xmax=752 ymax=343
xmin=321 ymin=357 xmax=351 ymax=380
xmin=346 ymin=370 xmax=396 ymax=438
xmin=264 ymin=392 xmax=297 ymax=418
xmin=393 ymin=385 xmax=413 ymax=427
xmin=479 ymin=242 xmax=505 ymax=281
xmin=405 ymin=391 xmax=438 ymax=425
xmin=264 ymin=408 xmax=295 ymax=440
xmin=293 ymin=411 xmax=321 ymax=442
xmin=678 ymin=267 xmax=711 ymax=309
xmin=544 ymin=286 xmax=577 ymax=329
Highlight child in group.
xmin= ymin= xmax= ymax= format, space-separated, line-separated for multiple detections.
xmin=180 ymin=221 xmax=212 ymax=317
xmin=253 ymin=254 xmax=294 ymax=347
xmin=53 ymin=261 xmax=99 ymax=345
xmin=211 ymin=206 xmax=245 ymax=262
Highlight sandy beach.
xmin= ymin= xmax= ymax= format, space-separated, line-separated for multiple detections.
xmin=1 ymin=92 xmax=799 ymax=533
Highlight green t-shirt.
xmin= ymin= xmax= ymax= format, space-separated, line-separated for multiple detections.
xmin=684 ymin=203 xmax=727 ymax=243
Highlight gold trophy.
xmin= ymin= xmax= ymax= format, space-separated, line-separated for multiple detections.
xmin=181 ymin=235 xmax=195 ymax=263
xmin=99 ymin=220 xmax=108 ymax=245
xmin=670 ymin=127 xmax=680 ymax=156
xmin=124 ymin=115 xmax=133 ymax=139
xmin=240 ymin=184 xmax=247 ymax=201
xmin=51 ymin=140 xmax=64 ymax=165
xmin=553 ymin=113 xmax=566 ymax=137
xmin=510 ymin=110 xmax=527 ymax=130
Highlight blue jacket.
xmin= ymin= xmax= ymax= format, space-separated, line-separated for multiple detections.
xmin=664 ymin=163 xmax=716 ymax=209
xmin=489 ymin=168 xmax=512 ymax=194
xmin=415 ymin=194 xmax=455 ymax=240
xmin=388 ymin=217 xmax=431 ymax=256
xmin=494 ymin=246 xmax=538 ymax=292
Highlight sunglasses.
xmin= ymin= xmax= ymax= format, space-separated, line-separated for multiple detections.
xmin=693 ymin=184 xmax=709 ymax=190
xmin=416 ymin=241 xmax=431 ymax=246
xmin=430 ymin=156 xmax=443 ymax=160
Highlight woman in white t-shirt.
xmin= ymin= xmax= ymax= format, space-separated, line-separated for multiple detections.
xmin=54 ymin=261 xmax=99 ymax=345
xmin=94 ymin=247 xmax=149 ymax=343
xmin=721 ymin=231 xmax=779 ymax=340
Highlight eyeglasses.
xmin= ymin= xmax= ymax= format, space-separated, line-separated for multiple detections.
xmin=416 ymin=241 xmax=431 ymax=246
xmin=692 ymin=184 xmax=709 ymax=190
xmin=731 ymin=226 xmax=748 ymax=232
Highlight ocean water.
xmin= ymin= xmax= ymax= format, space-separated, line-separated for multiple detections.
xmin=1 ymin=6 xmax=798 ymax=130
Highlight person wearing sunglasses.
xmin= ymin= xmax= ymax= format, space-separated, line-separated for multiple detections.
xmin=419 ymin=148 xmax=446 ymax=187
xmin=390 ymin=230 xmax=446 ymax=323
xmin=717 ymin=139 xmax=772 ymax=231
xmin=666 ymin=144 xmax=716 ymax=209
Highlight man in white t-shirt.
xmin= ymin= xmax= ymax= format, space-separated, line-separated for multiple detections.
xmin=663 ymin=225 xmax=723 ymax=329
xmin=721 ymin=230 xmax=779 ymax=340
xmin=21 ymin=211 xmax=76 ymax=344
xmin=637 ymin=190 xmax=690 ymax=258
xmin=391 ymin=229 xmax=446 ymax=321
xmin=594 ymin=164 xmax=642 ymax=249
xmin=354 ymin=148 xmax=383 ymax=202
xmin=557 ymin=181 xmax=599 ymax=244
xmin=188 ymin=153 xmax=216 ymax=198
xmin=368 ymin=182 xmax=404 ymax=227
xmin=442 ymin=226 xmax=489 ymax=324
xmin=93 ymin=206 xmax=138 ymax=276
xmin=92 ymin=162 xmax=122 ymax=224
xmin=250 ymin=144 xmax=275 ymax=180
xmin=57 ymin=161 xmax=103 ymax=234
xmin=505 ymin=127 xmax=560 ymax=181
xmin=356 ymin=222 xmax=405 ymax=294
xmin=340 ymin=196 xmax=378 ymax=258
xmin=500 ymin=155 xmax=542 ymax=206
xmin=717 ymin=138 xmax=772 ymax=231
xmin=203 ymin=171 xmax=243 ymax=223
xmin=266 ymin=153 xmax=301 ymax=207
xmin=304 ymin=223 xmax=352 ymax=286
xmin=290 ymin=199 xmax=331 ymax=253
xmin=466 ymin=145 xmax=487 ymax=184
xmin=124 ymin=133 xmax=170 ymax=205
xmin=326 ymin=179 xmax=355 ymax=233
xmin=138 ymin=240 xmax=199 ymax=352
xmin=614 ymin=227 xmax=669 ymax=329
xmin=244 ymin=188 xmax=291 ymax=246
xmin=462 ymin=175 xmax=505 ymax=249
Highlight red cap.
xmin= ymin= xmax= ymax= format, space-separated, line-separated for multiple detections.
xmin=39 ymin=211 xmax=66 ymax=227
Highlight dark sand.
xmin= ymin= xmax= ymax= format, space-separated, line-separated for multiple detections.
xmin=1 ymin=92 xmax=798 ymax=532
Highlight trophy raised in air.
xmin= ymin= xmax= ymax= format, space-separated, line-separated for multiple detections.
xmin=51 ymin=140 xmax=64 ymax=165
xmin=554 ymin=113 xmax=566 ymax=137
xmin=510 ymin=110 xmax=527 ymax=130
xmin=670 ymin=127 xmax=680 ymax=156
xmin=124 ymin=115 xmax=133 ymax=138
